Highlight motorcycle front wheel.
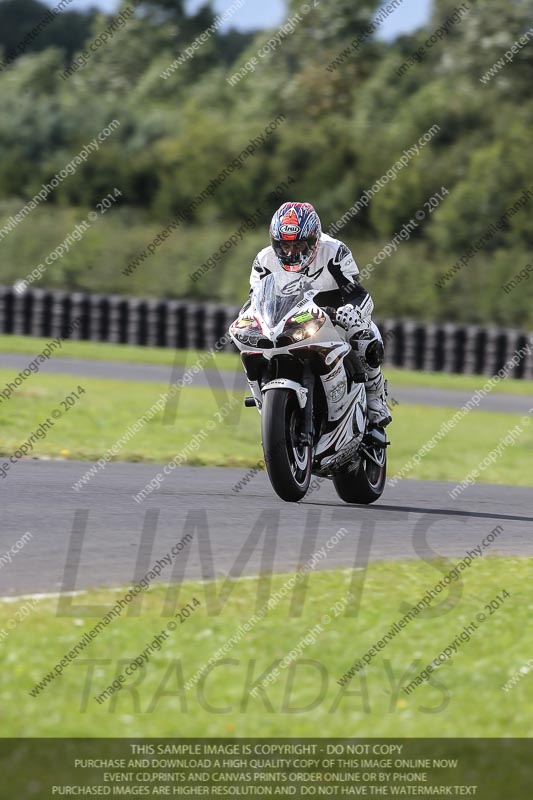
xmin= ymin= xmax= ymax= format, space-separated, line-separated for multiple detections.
xmin=261 ymin=389 xmax=312 ymax=502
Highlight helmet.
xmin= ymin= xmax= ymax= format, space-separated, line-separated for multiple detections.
xmin=269 ymin=202 xmax=322 ymax=272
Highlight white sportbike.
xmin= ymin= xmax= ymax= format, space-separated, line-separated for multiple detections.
xmin=229 ymin=271 xmax=389 ymax=503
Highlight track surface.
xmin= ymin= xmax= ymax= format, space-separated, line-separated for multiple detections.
xmin=2 ymin=462 xmax=531 ymax=597
xmin=0 ymin=353 xmax=530 ymax=412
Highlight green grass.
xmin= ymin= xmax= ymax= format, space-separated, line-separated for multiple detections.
xmin=386 ymin=367 xmax=533 ymax=396
xmin=0 ymin=334 xmax=242 ymax=372
xmin=1 ymin=370 xmax=532 ymax=486
xmin=5 ymin=557 xmax=532 ymax=737
xmin=388 ymin=402 xmax=533 ymax=485
xmin=2 ymin=333 xmax=533 ymax=395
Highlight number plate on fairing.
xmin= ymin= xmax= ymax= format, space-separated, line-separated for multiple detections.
xmin=321 ymin=363 xmax=350 ymax=421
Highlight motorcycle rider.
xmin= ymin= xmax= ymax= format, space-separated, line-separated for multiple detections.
xmin=243 ymin=201 xmax=392 ymax=428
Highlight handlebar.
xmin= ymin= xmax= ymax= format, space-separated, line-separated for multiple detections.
xmin=323 ymin=306 xmax=337 ymax=323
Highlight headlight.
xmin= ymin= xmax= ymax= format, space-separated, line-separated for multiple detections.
xmin=231 ymin=317 xmax=259 ymax=338
xmin=233 ymin=327 xmax=262 ymax=345
xmin=279 ymin=316 xmax=326 ymax=345
xmin=303 ymin=319 xmax=326 ymax=337
xmin=231 ymin=319 xmax=273 ymax=348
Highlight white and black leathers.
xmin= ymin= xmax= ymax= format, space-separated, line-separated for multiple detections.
xmin=250 ymin=233 xmax=374 ymax=319
xmin=246 ymin=233 xmax=391 ymax=427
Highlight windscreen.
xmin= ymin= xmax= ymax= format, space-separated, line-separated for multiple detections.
xmin=252 ymin=273 xmax=315 ymax=329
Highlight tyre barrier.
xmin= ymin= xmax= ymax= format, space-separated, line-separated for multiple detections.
xmin=0 ymin=286 xmax=531 ymax=378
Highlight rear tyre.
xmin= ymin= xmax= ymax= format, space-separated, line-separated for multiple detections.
xmin=261 ymin=389 xmax=312 ymax=502
xmin=333 ymin=436 xmax=387 ymax=505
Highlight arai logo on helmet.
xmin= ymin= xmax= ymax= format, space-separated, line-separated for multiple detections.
xmin=280 ymin=223 xmax=300 ymax=235
xmin=279 ymin=207 xmax=300 ymax=236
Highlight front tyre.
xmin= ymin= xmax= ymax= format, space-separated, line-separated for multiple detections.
xmin=261 ymin=389 xmax=312 ymax=502
xmin=333 ymin=438 xmax=387 ymax=505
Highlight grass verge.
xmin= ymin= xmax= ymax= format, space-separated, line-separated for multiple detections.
xmin=7 ymin=557 xmax=532 ymax=736
xmin=0 ymin=371 xmax=532 ymax=485
xmin=1 ymin=333 xmax=533 ymax=395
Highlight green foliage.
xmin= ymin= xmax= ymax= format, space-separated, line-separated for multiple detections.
xmin=0 ymin=0 xmax=531 ymax=329
xmin=0 ymin=0 xmax=96 ymax=63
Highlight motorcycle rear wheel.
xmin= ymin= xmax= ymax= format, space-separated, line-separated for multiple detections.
xmin=261 ymin=389 xmax=312 ymax=502
xmin=333 ymin=437 xmax=387 ymax=505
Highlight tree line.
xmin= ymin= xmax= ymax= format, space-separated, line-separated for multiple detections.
xmin=0 ymin=0 xmax=532 ymax=329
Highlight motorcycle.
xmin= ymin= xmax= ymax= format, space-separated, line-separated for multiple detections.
xmin=229 ymin=271 xmax=389 ymax=504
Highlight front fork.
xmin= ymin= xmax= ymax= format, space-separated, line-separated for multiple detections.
xmin=243 ymin=357 xmax=314 ymax=446
xmin=298 ymin=363 xmax=315 ymax=447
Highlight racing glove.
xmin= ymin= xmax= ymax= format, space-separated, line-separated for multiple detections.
xmin=336 ymin=303 xmax=369 ymax=331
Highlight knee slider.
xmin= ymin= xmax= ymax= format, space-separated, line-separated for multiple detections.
xmin=350 ymin=331 xmax=372 ymax=366
xmin=349 ymin=330 xmax=373 ymax=349
xmin=350 ymin=331 xmax=384 ymax=369
xmin=366 ymin=340 xmax=384 ymax=369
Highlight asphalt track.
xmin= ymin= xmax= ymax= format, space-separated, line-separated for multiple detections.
xmin=2 ymin=462 xmax=532 ymax=598
xmin=0 ymin=353 xmax=530 ymax=413
xmin=1 ymin=354 xmax=531 ymax=599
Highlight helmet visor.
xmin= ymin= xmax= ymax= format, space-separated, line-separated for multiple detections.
xmin=272 ymin=235 xmax=318 ymax=270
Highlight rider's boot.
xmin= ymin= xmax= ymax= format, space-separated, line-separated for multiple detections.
xmin=365 ymin=367 xmax=392 ymax=428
